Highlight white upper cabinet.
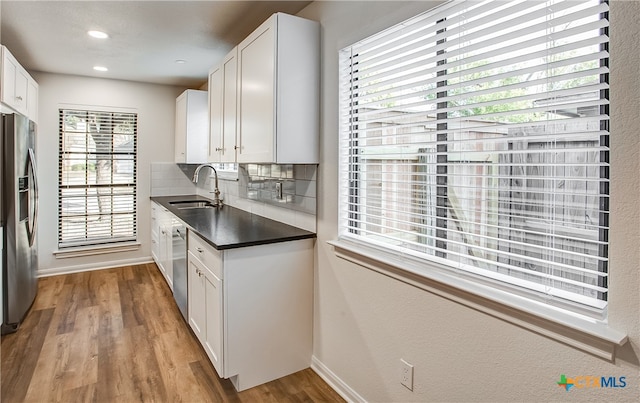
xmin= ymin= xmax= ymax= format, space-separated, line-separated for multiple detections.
xmin=1 ymin=46 xmax=38 ymax=122
xmin=175 ymin=89 xmax=208 ymax=164
xmin=27 ymin=79 xmax=38 ymax=123
xmin=236 ymin=13 xmax=319 ymax=164
xmin=208 ymin=48 xmax=238 ymax=163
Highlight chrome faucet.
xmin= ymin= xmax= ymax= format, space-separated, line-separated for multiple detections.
xmin=192 ymin=163 xmax=223 ymax=207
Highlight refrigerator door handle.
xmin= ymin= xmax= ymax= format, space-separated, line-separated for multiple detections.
xmin=27 ymin=147 xmax=38 ymax=247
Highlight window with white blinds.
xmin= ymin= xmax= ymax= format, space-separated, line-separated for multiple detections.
xmin=339 ymin=0 xmax=609 ymax=316
xmin=59 ymin=109 xmax=138 ymax=248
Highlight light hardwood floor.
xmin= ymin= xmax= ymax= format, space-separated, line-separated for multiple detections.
xmin=1 ymin=263 xmax=344 ymax=402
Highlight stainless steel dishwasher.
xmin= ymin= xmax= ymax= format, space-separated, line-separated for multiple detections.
xmin=172 ymin=220 xmax=188 ymax=321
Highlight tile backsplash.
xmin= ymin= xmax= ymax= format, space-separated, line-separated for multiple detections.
xmin=241 ymin=164 xmax=316 ymax=215
xmin=150 ymin=162 xmax=317 ymax=232
xmin=150 ymin=163 xmax=196 ymax=196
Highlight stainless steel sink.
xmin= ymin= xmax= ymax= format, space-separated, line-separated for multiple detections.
xmin=169 ymin=200 xmax=219 ymax=209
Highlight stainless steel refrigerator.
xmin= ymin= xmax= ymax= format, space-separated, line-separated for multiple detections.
xmin=1 ymin=112 xmax=38 ymax=334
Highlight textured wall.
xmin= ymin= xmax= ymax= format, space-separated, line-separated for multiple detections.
xmin=300 ymin=1 xmax=640 ymax=401
xmin=34 ymin=72 xmax=184 ymax=274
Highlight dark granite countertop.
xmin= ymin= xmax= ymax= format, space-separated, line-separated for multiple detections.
xmin=151 ymin=195 xmax=316 ymax=250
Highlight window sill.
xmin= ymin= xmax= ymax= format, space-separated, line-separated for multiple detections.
xmin=54 ymin=242 xmax=141 ymax=259
xmin=327 ymin=239 xmax=628 ymax=361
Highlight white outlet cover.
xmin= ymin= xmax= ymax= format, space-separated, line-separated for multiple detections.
xmin=400 ymin=358 xmax=414 ymax=391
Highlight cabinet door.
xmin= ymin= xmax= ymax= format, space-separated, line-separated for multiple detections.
xmin=204 ymin=268 xmax=224 ymax=377
xmin=151 ymin=204 xmax=160 ymax=263
xmin=188 ymin=253 xmax=206 ymax=342
xmin=1 ymin=47 xmax=33 ymax=117
xmin=157 ymin=224 xmax=168 ymax=276
xmin=208 ymin=65 xmax=223 ymax=163
xmin=237 ymin=18 xmax=275 ymax=163
xmin=1 ymin=49 xmax=17 ymax=107
xmin=151 ymin=234 xmax=160 ymax=265
xmin=14 ymin=67 xmax=28 ymax=114
xmin=154 ymin=207 xmax=174 ymax=290
xmin=27 ymin=79 xmax=38 ymax=124
xmin=160 ymin=223 xmax=173 ymax=290
xmin=175 ymin=92 xmax=187 ymax=163
xmin=164 ymin=224 xmax=174 ymax=290
xmin=221 ymin=48 xmax=238 ymax=163
xmin=177 ymin=90 xmax=208 ymax=164
xmin=1 ymin=48 xmax=28 ymax=114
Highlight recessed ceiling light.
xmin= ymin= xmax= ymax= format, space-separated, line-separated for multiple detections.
xmin=88 ymin=30 xmax=109 ymax=39
xmin=93 ymin=66 xmax=108 ymax=72
xmin=175 ymin=59 xmax=187 ymax=64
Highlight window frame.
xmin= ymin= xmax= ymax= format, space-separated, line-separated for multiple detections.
xmin=57 ymin=107 xmax=138 ymax=250
xmin=334 ymin=0 xmax=626 ymax=359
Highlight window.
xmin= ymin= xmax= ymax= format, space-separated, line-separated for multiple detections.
xmin=59 ymin=108 xmax=138 ymax=248
xmin=339 ymin=0 xmax=609 ymax=317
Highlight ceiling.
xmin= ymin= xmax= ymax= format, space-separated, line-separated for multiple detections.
xmin=0 ymin=1 xmax=312 ymax=88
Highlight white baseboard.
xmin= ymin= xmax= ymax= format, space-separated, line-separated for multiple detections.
xmin=311 ymin=356 xmax=366 ymax=403
xmin=37 ymin=256 xmax=155 ymax=277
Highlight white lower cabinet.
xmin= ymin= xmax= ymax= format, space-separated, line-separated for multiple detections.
xmin=187 ymin=231 xmax=313 ymax=392
xmin=151 ymin=201 xmax=173 ymax=290
xmin=188 ymin=247 xmax=224 ymax=376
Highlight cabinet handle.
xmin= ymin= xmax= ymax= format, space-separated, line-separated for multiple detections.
xmin=197 ymin=268 xmax=203 ymax=277
xmin=234 ymin=145 xmax=239 ymax=150
xmin=16 ymin=96 xmax=23 ymax=101
xmin=215 ymin=147 xmax=222 ymax=151
xmin=196 ymin=247 xmax=204 ymax=253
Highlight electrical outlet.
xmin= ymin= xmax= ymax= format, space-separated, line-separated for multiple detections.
xmin=400 ymin=359 xmax=414 ymax=391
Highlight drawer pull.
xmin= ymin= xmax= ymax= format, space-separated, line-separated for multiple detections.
xmin=196 ymin=247 xmax=204 ymax=253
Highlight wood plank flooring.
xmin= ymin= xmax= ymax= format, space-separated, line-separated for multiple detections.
xmin=1 ymin=263 xmax=344 ymax=403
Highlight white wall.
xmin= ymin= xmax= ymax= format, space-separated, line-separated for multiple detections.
xmin=33 ymin=72 xmax=185 ymax=275
xmin=299 ymin=1 xmax=640 ymax=401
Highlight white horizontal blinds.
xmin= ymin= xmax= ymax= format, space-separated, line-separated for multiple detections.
xmin=59 ymin=109 xmax=138 ymax=248
xmin=339 ymin=0 xmax=609 ymax=312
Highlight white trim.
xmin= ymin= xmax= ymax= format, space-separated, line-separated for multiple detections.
xmin=328 ymin=239 xmax=627 ymax=361
xmin=57 ymin=102 xmax=137 ymax=114
xmin=311 ymin=356 xmax=367 ymax=403
xmin=38 ymin=256 xmax=153 ymax=277
xmin=53 ymin=242 xmax=141 ymax=259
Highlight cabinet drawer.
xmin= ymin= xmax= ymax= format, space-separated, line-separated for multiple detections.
xmin=188 ymin=231 xmax=223 ymax=279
